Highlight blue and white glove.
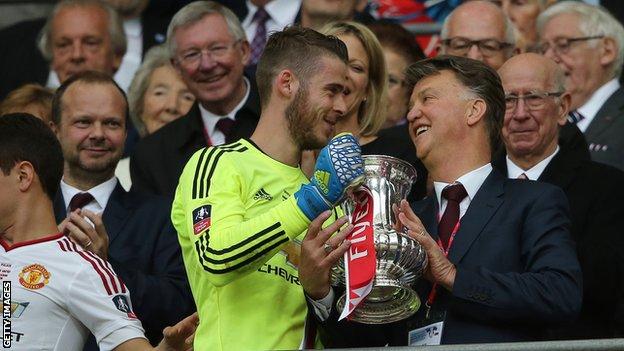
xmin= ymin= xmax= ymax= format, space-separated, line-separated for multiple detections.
xmin=295 ymin=133 xmax=364 ymax=220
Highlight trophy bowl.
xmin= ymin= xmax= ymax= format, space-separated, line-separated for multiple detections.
xmin=331 ymin=155 xmax=427 ymax=324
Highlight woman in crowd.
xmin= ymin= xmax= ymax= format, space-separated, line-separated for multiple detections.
xmin=320 ymin=21 xmax=427 ymax=200
xmin=369 ymin=21 xmax=425 ymax=128
xmin=116 ymin=45 xmax=196 ymax=189
xmin=128 ymin=45 xmax=196 ymax=137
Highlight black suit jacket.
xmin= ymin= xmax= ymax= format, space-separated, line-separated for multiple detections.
xmin=586 ymin=86 xmax=624 ymax=170
xmin=318 ymin=169 xmax=582 ymax=346
xmin=493 ymin=147 xmax=624 ymax=338
xmin=54 ymin=183 xmax=194 ymax=347
xmin=130 ymin=85 xmax=260 ymax=197
xmin=0 ymin=14 xmax=168 ymax=100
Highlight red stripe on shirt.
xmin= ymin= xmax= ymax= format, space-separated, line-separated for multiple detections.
xmin=63 ymin=238 xmax=113 ymax=295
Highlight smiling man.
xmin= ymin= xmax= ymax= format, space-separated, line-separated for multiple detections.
xmin=130 ymin=1 xmax=260 ymax=197
xmin=50 ymin=70 xmax=194 ymax=349
xmin=537 ymin=2 xmax=624 ymax=170
xmin=311 ymin=56 xmax=582 ymax=347
xmin=172 ymin=26 xmax=364 ymax=350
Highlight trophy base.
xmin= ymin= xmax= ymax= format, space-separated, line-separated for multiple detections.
xmin=336 ymin=280 xmax=421 ymax=324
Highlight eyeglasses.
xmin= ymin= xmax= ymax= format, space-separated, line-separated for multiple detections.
xmin=177 ymin=41 xmax=240 ymax=66
xmin=504 ymin=91 xmax=564 ymax=111
xmin=537 ymin=35 xmax=604 ymax=56
xmin=441 ymin=37 xmax=513 ymax=57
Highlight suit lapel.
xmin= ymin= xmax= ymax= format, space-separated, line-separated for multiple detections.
xmin=102 ymin=184 xmax=133 ymax=245
xmin=538 ymin=149 xmax=581 ymax=190
xmin=586 ymin=87 xmax=624 ymax=140
xmin=414 ymin=196 xmax=439 ymax=240
xmin=53 ymin=190 xmax=67 ymax=224
xmin=448 ymin=170 xmax=505 ymax=263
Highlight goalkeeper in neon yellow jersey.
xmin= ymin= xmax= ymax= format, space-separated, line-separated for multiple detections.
xmin=172 ymin=25 xmax=364 ymax=351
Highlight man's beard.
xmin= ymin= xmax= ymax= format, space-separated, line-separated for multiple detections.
xmin=285 ymin=87 xmax=329 ymax=150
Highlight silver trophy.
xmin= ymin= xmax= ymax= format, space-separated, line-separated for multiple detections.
xmin=331 ymin=155 xmax=427 ymax=324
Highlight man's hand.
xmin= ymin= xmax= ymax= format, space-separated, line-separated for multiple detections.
xmin=299 ymin=211 xmax=352 ymax=300
xmin=156 ymin=312 xmax=199 ymax=351
xmin=60 ymin=209 xmax=109 ymax=260
xmin=396 ymin=200 xmax=457 ymax=291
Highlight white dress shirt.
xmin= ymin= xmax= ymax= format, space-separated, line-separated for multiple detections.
xmin=505 ymin=146 xmax=559 ymax=180
xmin=199 ymin=77 xmax=250 ymax=146
xmin=577 ymin=78 xmax=620 ymax=132
xmin=433 ymin=163 xmax=493 ymax=219
xmin=46 ymin=17 xmax=143 ymax=92
xmin=242 ymin=0 xmax=301 ymax=41
xmin=60 ymin=176 xmax=118 ymax=215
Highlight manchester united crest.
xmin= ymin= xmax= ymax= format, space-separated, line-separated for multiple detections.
xmin=18 ymin=264 xmax=51 ymax=290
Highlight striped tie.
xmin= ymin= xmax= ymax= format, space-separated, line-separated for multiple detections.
xmin=568 ymin=110 xmax=585 ymax=124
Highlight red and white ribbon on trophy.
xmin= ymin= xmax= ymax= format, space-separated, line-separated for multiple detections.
xmin=338 ymin=186 xmax=377 ymax=321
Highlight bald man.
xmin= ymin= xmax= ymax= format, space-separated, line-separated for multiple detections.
xmin=495 ymin=53 xmax=624 ymax=339
xmin=439 ymin=0 xmax=516 ymax=70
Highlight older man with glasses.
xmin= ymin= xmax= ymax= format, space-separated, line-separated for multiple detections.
xmin=439 ymin=0 xmax=516 ymax=70
xmin=537 ymin=1 xmax=624 ymax=170
xmin=494 ymin=52 xmax=624 ymax=339
xmin=130 ymin=1 xmax=261 ymax=197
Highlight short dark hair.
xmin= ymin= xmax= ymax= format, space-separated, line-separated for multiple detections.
xmin=368 ymin=21 xmax=425 ymax=63
xmin=255 ymin=26 xmax=348 ymax=108
xmin=405 ymin=55 xmax=504 ymax=150
xmin=0 ymin=113 xmax=64 ymax=201
xmin=52 ymin=70 xmax=128 ymax=126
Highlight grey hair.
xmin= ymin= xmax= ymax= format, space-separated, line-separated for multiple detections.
xmin=166 ymin=1 xmax=247 ymax=58
xmin=441 ymin=1 xmax=516 ymax=47
xmin=127 ymin=45 xmax=171 ymax=137
xmin=537 ymin=1 xmax=624 ymax=78
xmin=37 ymin=0 xmax=126 ymax=61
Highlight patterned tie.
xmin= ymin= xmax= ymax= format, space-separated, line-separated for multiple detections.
xmin=215 ymin=118 xmax=235 ymax=138
xmin=68 ymin=192 xmax=94 ymax=212
xmin=438 ymin=183 xmax=468 ymax=251
xmin=567 ymin=110 xmax=585 ymax=124
xmin=249 ymin=7 xmax=270 ymax=65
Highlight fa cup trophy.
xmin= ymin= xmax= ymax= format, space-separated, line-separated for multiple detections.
xmin=331 ymin=155 xmax=427 ymax=324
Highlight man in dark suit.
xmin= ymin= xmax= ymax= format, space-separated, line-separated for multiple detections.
xmin=0 ymin=0 xmax=170 ymax=99
xmin=300 ymin=56 xmax=582 ymax=346
xmin=538 ymin=1 xmax=624 ymax=170
xmin=495 ymin=53 xmax=624 ymax=338
xmin=50 ymin=71 xmax=194 ymax=349
xmin=130 ymin=2 xmax=260 ymax=197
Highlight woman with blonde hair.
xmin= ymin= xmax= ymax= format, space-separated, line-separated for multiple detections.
xmin=319 ymin=21 xmax=427 ymax=200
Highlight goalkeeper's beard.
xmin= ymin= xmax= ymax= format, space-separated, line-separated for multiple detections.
xmin=285 ymin=86 xmax=331 ymax=150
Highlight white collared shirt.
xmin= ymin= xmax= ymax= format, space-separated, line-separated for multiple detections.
xmin=242 ymin=0 xmax=301 ymax=42
xmin=46 ymin=17 xmax=143 ymax=92
xmin=60 ymin=177 xmax=118 ymax=215
xmin=577 ymin=78 xmax=620 ymax=132
xmin=199 ymin=77 xmax=250 ymax=146
xmin=505 ymin=146 xmax=559 ymax=180
xmin=433 ymin=163 xmax=493 ymax=219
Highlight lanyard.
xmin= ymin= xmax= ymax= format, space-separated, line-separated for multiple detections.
xmin=424 ymin=219 xmax=461 ymax=319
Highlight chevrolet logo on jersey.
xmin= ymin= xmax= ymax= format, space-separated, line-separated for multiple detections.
xmin=193 ymin=205 xmax=211 ymax=235
xmin=314 ymin=170 xmax=330 ymax=195
xmin=11 ymin=301 xmax=29 ymax=318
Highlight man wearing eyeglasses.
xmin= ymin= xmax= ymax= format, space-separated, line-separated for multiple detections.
xmin=537 ymin=1 xmax=624 ymax=171
xmin=130 ymin=1 xmax=260 ymax=197
xmin=495 ymin=52 xmax=624 ymax=339
xmin=439 ymin=0 xmax=516 ymax=70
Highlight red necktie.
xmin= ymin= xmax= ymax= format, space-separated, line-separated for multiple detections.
xmin=215 ymin=118 xmax=235 ymax=138
xmin=438 ymin=183 xmax=468 ymax=251
xmin=68 ymin=192 xmax=94 ymax=212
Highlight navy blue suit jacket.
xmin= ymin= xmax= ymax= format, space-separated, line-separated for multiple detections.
xmin=318 ymin=169 xmax=583 ymax=346
xmin=54 ymin=183 xmax=194 ymax=347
